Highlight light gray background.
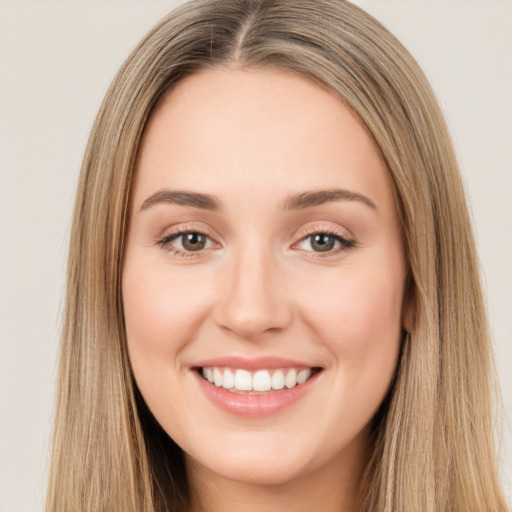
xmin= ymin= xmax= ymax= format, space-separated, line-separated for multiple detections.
xmin=0 ymin=1 xmax=511 ymax=510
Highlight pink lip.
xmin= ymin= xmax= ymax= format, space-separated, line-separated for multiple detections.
xmin=192 ymin=364 xmax=321 ymax=417
xmin=192 ymin=356 xmax=314 ymax=370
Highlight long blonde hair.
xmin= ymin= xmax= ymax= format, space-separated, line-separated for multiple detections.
xmin=46 ymin=1 xmax=508 ymax=511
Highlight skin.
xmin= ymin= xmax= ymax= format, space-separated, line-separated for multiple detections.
xmin=123 ymin=67 xmax=411 ymax=512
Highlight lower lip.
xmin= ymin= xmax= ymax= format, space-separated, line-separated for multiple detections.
xmin=193 ymin=370 xmax=320 ymax=417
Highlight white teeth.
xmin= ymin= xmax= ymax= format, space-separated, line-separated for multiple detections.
xmin=252 ymin=370 xmax=272 ymax=391
xmin=201 ymin=366 xmax=314 ymax=392
xmin=222 ymin=368 xmax=235 ymax=389
xmin=205 ymin=367 xmax=214 ymax=383
xmin=297 ymin=368 xmax=312 ymax=385
xmin=271 ymin=370 xmax=285 ymax=390
xmin=234 ymin=369 xmax=252 ymax=391
xmin=213 ymin=367 xmax=223 ymax=387
xmin=285 ymin=368 xmax=297 ymax=389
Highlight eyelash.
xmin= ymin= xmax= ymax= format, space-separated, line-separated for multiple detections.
xmin=294 ymin=227 xmax=356 ymax=258
xmin=155 ymin=226 xmax=356 ymax=258
xmin=155 ymin=227 xmax=215 ymax=258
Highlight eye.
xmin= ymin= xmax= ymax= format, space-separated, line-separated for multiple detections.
xmin=158 ymin=231 xmax=215 ymax=254
xmin=176 ymin=232 xmax=208 ymax=251
xmin=297 ymin=232 xmax=354 ymax=254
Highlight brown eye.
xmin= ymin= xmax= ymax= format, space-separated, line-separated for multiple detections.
xmin=159 ymin=231 xmax=214 ymax=254
xmin=296 ymin=231 xmax=355 ymax=255
xmin=310 ymin=234 xmax=336 ymax=252
xmin=181 ymin=233 xmax=207 ymax=251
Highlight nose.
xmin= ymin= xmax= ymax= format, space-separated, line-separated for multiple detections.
xmin=213 ymin=246 xmax=293 ymax=339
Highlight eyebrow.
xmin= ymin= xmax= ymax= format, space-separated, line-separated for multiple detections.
xmin=139 ymin=187 xmax=377 ymax=213
xmin=140 ymin=189 xmax=221 ymax=211
xmin=283 ymin=189 xmax=377 ymax=211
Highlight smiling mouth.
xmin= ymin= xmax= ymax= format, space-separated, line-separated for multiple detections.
xmin=197 ymin=366 xmax=322 ymax=394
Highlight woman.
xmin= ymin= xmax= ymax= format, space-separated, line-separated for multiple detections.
xmin=45 ymin=1 xmax=509 ymax=511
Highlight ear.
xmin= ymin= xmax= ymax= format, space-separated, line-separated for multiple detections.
xmin=402 ymin=274 xmax=416 ymax=333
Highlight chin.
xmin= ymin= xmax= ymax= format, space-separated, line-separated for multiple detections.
xmin=192 ymin=453 xmax=308 ymax=487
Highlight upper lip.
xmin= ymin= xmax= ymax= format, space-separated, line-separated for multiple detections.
xmin=192 ymin=356 xmax=319 ymax=371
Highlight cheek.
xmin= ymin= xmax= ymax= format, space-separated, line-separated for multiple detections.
xmin=295 ymin=262 xmax=405 ymax=404
xmin=300 ymin=265 xmax=404 ymax=344
xmin=122 ymin=256 xmax=217 ymax=442
xmin=122 ymin=256 xmax=211 ymax=375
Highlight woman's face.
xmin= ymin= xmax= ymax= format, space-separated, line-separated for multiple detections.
xmin=123 ymin=68 xmax=409 ymax=487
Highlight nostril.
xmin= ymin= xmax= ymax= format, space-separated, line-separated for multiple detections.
xmin=214 ymin=300 xmax=293 ymax=339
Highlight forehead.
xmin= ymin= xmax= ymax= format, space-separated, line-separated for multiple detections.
xmin=133 ymin=67 xmax=394 ymax=216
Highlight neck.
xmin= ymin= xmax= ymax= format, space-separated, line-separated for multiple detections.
xmin=186 ymin=432 xmax=368 ymax=512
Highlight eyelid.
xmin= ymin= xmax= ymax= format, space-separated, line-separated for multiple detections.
xmin=293 ymin=221 xmax=354 ymax=241
xmin=291 ymin=222 xmax=356 ymax=255
xmin=154 ymin=222 xmax=221 ymax=256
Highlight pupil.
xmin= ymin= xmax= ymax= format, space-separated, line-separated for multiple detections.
xmin=312 ymin=234 xmax=335 ymax=252
xmin=183 ymin=233 xmax=206 ymax=251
